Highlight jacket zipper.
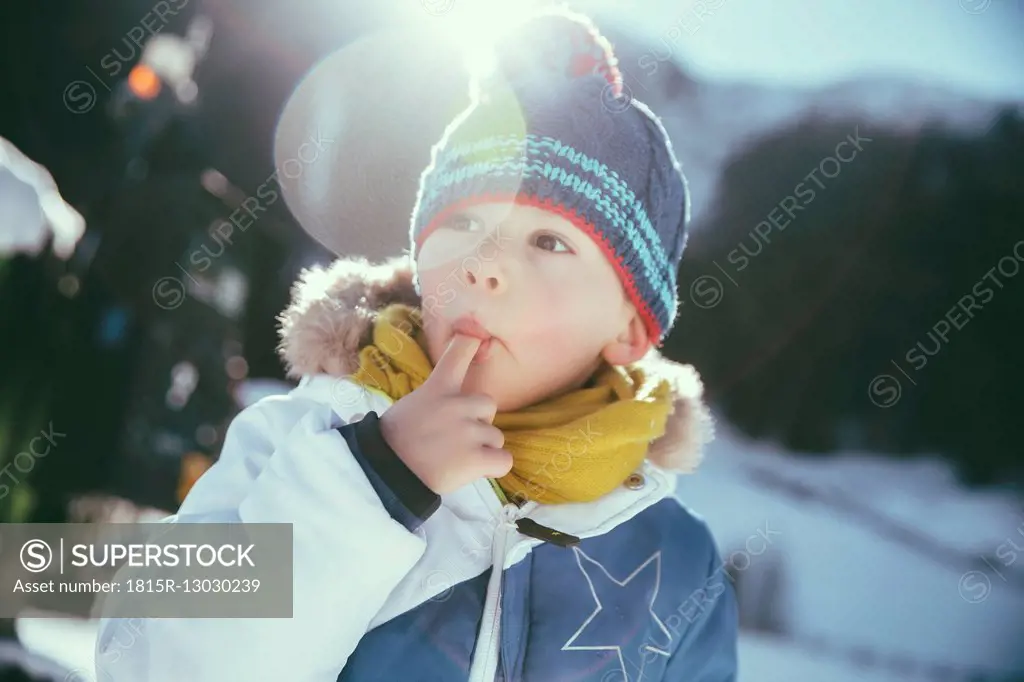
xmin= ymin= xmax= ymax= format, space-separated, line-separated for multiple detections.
xmin=467 ymin=501 xmax=519 ymax=682
xmin=514 ymin=517 xmax=580 ymax=547
xmin=468 ymin=482 xmax=583 ymax=681
xmin=487 ymin=479 xmax=581 ymax=546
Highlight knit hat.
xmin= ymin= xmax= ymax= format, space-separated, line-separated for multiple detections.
xmin=409 ymin=7 xmax=691 ymax=344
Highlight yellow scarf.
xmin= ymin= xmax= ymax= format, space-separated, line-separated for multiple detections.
xmin=350 ymin=304 xmax=673 ymax=505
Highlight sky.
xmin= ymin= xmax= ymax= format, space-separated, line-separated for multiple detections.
xmin=325 ymin=0 xmax=1024 ymax=100
xmin=606 ymin=0 xmax=1024 ymax=99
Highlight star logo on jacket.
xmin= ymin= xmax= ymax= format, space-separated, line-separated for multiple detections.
xmin=562 ymin=548 xmax=672 ymax=682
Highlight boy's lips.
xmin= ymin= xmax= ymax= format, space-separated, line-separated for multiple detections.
xmin=451 ymin=315 xmax=492 ymax=341
xmin=451 ymin=315 xmax=496 ymax=363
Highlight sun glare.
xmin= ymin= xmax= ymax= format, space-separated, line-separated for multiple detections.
xmin=425 ymin=0 xmax=548 ymax=81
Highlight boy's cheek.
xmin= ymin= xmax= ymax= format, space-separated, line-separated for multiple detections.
xmin=417 ymin=231 xmax=482 ymax=272
xmin=435 ymin=280 xmax=458 ymax=305
xmin=520 ymin=289 xmax=584 ymax=341
xmin=514 ymin=316 xmax=584 ymax=364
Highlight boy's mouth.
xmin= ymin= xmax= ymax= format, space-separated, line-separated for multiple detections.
xmin=451 ymin=315 xmax=495 ymax=364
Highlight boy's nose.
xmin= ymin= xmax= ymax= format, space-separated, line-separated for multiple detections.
xmin=463 ymin=255 xmax=507 ymax=295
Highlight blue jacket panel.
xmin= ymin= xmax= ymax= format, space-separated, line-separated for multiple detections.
xmin=338 ymin=498 xmax=738 ymax=682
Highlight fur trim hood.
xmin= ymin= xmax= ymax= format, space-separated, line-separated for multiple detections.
xmin=277 ymin=256 xmax=713 ymax=474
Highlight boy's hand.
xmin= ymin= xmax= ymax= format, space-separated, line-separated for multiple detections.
xmin=379 ymin=334 xmax=513 ymax=495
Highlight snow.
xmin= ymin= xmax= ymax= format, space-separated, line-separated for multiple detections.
xmin=738 ymin=632 xmax=913 ymax=682
xmin=14 ymin=612 xmax=95 ymax=680
xmin=677 ymin=416 xmax=1024 ymax=679
xmin=0 ymin=137 xmax=86 ymax=260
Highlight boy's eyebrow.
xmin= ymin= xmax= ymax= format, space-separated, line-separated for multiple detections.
xmin=529 ymin=212 xmax=571 ymax=231
xmin=443 ymin=208 xmax=482 ymax=224
xmin=532 ymin=212 xmax=581 ymax=237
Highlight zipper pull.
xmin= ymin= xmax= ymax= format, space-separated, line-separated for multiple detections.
xmin=515 ymin=518 xmax=580 ymax=548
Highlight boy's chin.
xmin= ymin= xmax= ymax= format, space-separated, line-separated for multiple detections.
xmin=462 ymin=370 xmax=524 ymax=413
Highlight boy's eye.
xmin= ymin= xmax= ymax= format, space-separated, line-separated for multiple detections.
xmin=448 ymin=214 xmax=483 ymax=232
xmin=534 ymin=232 xmax=572 ymax=253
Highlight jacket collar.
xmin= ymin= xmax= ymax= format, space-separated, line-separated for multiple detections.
xmin=296 ymin=373 xmax=676 ymax=544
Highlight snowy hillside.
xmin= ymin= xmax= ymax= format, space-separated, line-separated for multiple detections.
xmin=678 ymin=416 xmax=1024 ymax=680
xmin=602 ymin=34 xmax=1018 ymax=227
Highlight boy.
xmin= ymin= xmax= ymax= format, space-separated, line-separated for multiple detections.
xmin=96 ymin=8 xmax=737 ymax=681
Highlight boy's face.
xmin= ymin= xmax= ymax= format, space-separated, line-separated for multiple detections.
xmin=417 ymin=201 xmax=649 ymax=411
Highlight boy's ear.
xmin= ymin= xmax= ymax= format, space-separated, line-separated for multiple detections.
xmin=601 ymin=313 xmax=651 ymax=366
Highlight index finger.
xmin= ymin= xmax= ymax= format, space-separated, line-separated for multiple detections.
xmin=427 ymin=334 xmax=481 ymax=393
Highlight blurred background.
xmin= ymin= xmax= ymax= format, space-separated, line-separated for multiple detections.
xmin=1 ymin=0 xmax=1022 ymax=680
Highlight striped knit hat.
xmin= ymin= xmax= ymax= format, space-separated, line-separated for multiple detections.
xmin=409 ymin=8 xmax=690 ymax=344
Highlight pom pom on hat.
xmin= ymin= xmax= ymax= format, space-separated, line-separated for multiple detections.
xmin=483 ymin=6 xmax=622 ymax=97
